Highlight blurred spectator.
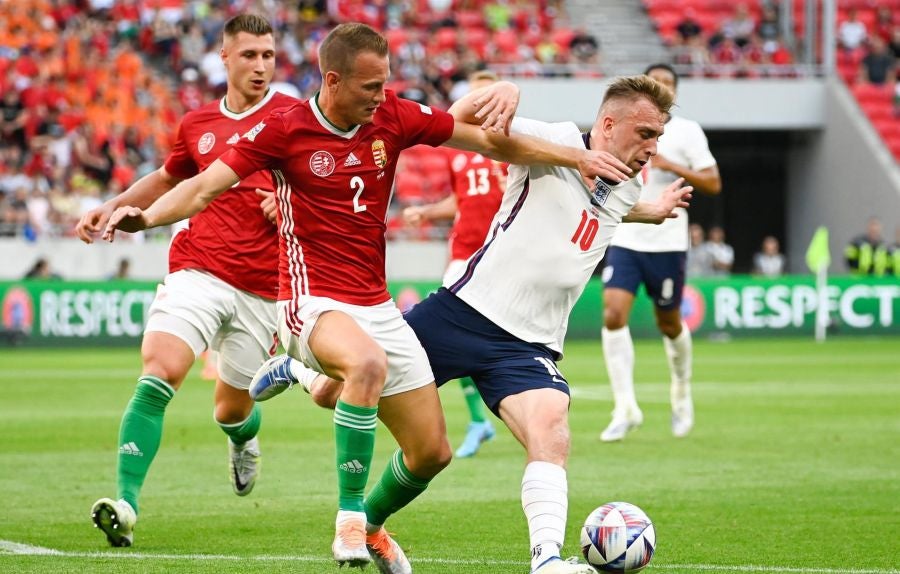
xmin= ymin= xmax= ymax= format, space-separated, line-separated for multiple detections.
xmin=23 ymin=257 xmax=61 ymax=280
xmin=845 ymin=217 xmax=889 ymax=276
xmin=860 ymin=36 xmax=896 ymax=85
xmin=721 ymin=3 xmax=756 ymax=48
xmin=569 ymin=29 xmax=599 ymax=64
xmin=110 ymin=257 xmax=131 ymax=280
xmin=753 ymin=235 xmax=785 ymax=277
xmin=757 ymin=6 xmax=780 ymax=44
xmin=873 ymin=6 xmax=894 ymax=44
xmin=706 ymin=225 xmax=734 ymax=275
xmin=686 ymin=223 xmax=714 ymax=276
xmin=676 ymin=9 xmax=703 ymax=43
xmin=1 ymin=90 xmax=27 ymax=150
xmin=839 ymin=9 xmax=868 ymax=51
xmin=889 ymin=26 xmax=900 ymax=60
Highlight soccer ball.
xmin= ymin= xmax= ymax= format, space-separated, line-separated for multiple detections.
xmin=580 ymin=501 xmax=656 ymax=573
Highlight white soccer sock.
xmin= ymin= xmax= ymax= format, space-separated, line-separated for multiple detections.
xmin=602 ymin=326 xmax=639 ymax=417
xmin=522 ymin=461 xmax=567 ymax=571
xmin=663 ymin=322 xmax=692 ymax=403
xmin=287 ymin=358 xmax=321 ymax=393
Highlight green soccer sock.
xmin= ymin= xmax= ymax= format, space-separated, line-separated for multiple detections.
xmin=365 ymin=449 xmax=431 ymax=527
xmin=460 ymin=378 xmax=487 ymax=423
xmin=117 ymin=375 xmax=175 ymax=514
xmin=217 ymin=402 xmax=261 ymax=446
xmin=334 ymin=400 xmax=378 ymax=512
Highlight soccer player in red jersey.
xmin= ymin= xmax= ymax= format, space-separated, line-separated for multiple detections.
xmin=402 ymin=71 xmax=507 ymax=459
xmin=75 ymin=15 xmax=296 ymax=547
xmin=102 ymin=23 xmax=631 ymax=571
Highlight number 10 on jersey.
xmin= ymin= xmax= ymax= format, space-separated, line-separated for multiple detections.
xmin=571 ymin=209 xmax=598 ymax=251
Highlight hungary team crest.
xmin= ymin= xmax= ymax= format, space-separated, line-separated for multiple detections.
xmin=371 ymin=140 xmax=387 ymax=168
xmin=198 ymin=132 xmax=215 ymax=155
xmin=310 ymin=151 xmax=336 ymax=177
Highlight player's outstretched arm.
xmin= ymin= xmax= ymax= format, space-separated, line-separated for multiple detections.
xmin=623 ymin=177 xmax=693 ymax=224
xmin=102 ymin=159 xmax=239 ymax=242
xmin=444 ymin=122 xmax=632 ymax=183
xmin=652 ymin=154 xmax=721 ymax=195
xmin=75 ymin=167 xmax=182 ymax=244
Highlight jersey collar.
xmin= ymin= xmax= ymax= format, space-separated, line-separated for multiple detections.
xmin=219 ymin=89 xmax=277 ymax=120
xmin=310 ymin=93 xmax=361 ymax=139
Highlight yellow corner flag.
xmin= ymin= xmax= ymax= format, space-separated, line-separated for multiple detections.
xmin=805 ymin=226 xmax=831 ymax=273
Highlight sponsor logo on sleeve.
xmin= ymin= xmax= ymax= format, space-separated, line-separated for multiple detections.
xmin=243 ymin=121 xmax=266 ymax=142
xmin=309 ymin=151 xmax=336 ymax=177
xmin=419 ymin=103 xmax=432 ymax=115
xmin=198 ymin=132 xmax=216 ymax=154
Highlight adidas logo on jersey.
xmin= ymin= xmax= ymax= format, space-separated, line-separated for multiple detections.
xmin=339 ymin=459 xmax=366 ymax=474
xmin=344 ymin=152 xmax=361 ymax=167
xmin=119 ymin=442 xmax=143 ymax=457
xmin=226 ymin=133 xmax=240 ymax=145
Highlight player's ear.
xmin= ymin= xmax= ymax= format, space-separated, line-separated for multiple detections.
xmin=324 ymin=70 xmax=341 ymax=91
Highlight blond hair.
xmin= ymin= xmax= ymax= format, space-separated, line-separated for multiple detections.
xmin=601 ymin=75 xmax=674 ymax=115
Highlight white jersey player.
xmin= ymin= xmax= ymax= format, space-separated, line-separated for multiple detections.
xmin=600 ymin=63 xmax=722 ymax=443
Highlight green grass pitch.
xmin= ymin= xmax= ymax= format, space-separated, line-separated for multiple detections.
xmin=1 ymin=337 xmax=898 ymax=574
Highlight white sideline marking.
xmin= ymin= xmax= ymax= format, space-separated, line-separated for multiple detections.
xmin=1 ymin=540 xmax=897 ymax=573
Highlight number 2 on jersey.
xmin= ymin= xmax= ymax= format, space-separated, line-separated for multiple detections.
xmin=570 ymin=209 xmax=599 ymax=251
xmin=350 ymin=176 xmax=367 ymax=213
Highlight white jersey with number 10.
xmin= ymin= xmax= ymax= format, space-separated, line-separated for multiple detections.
xmin=444 ymin=117 xmax=642 ymax=355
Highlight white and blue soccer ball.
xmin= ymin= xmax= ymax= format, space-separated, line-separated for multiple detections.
xmin=580 ymin=501 xmax=656 ymax=573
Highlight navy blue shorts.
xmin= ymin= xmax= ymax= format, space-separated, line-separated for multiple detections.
xmin=404 ymin=288 xmax=569 ymax=417
xmin=603 ymin=246 xmax=686 ymax=310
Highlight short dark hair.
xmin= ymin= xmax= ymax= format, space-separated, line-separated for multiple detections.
xmin=319 ymin=23 xmax=389 ymax=76
xmin=643 ymin=63 xmax=678 ymax=88
xmin=223 ymin=14 xmax=273 ymax=38
xmin=601 ymin=75 xmax=675 ymax=115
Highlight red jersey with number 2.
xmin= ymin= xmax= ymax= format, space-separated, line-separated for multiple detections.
xmin=164 ymin=90 xmax=298 ymax=299
xmin=442 ymin=149 xmax=506 ymax=260
xmin=220 ymin=90 xmax=455 ymax=307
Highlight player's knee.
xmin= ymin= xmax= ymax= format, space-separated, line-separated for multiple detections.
xmin=603 ymin=307 xmax=628 ymax=330
xmin=214 ymin=398 xmax=252 ymax=424
xmin=310 ymin=377 xmax=340 ymax=409
xmin=655 ymin=315 xmax=682 ymax=338
xmin=140 ymin=357 xmax=188 ymax=389
xmin=345 ymin=350 xmax=388 ymax=390
xmin=408 ymin=440 xmax=452 ymax=479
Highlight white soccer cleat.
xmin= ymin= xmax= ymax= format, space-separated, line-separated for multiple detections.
xmin=532 ymin=556 xmax=596 ymax=574
xmin=599 ymin=409 xmax=643 ymax=443
xmin=333 ymin=511 xmax=370 ymax=568
xmin=367 ymin=527 xmax=412 ymax=574
xmin=671 ymin=396 xmax=694 ymax=438
xmin=91 ymin=497 xmax=136 ymax=547
xmin=229 ymin=436 xmax=260 ymax=496
xmin=249 ymin=355 xmax=298 ymax=401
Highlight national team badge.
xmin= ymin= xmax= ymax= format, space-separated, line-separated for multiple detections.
xmin=310 ymin=150 xmax=336 ymax=177
xmin=243 ymin=121 xmax=266 ymax=142
xmin=198 ymin=132 xmax=215 ymax=155
xmin=589 ymin=177 xmax=613 ymax=207
xmin=371 ymin=140 xmax=387 ymax=169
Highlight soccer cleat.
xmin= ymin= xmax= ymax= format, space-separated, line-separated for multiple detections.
xmin=455 ymin=420 xmax=496 ymax=458
xmin=333 ymin=512 xmax=370 ymax=568
xmin=91 ymin=497 xmax=136 ymax=547
xmin=532 ymin=556 xmax=596 ymax=574
xmin=671 ymin=396 xmax=694 ymax=438
xmin=599 ymin=409 xmax=643 ymax=443
xmin=249 ymin=355 xmax=298 ymax=401
xmin=229 ymin=436 xmax=261 ymax=496
xmin=366 ymin=527 xmax=412 ymax=574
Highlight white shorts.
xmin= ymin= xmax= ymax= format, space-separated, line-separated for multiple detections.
xmin=145 ymin=269 xmax=277 ymax=389
xmin=277 ymin=297 xmax=434 ymax=397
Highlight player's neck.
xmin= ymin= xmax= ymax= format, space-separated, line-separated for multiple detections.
xmin=315 ymin=92 xmax=355 ymax=132
xmin=223 ymin=90 xmax=268 ymax=114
